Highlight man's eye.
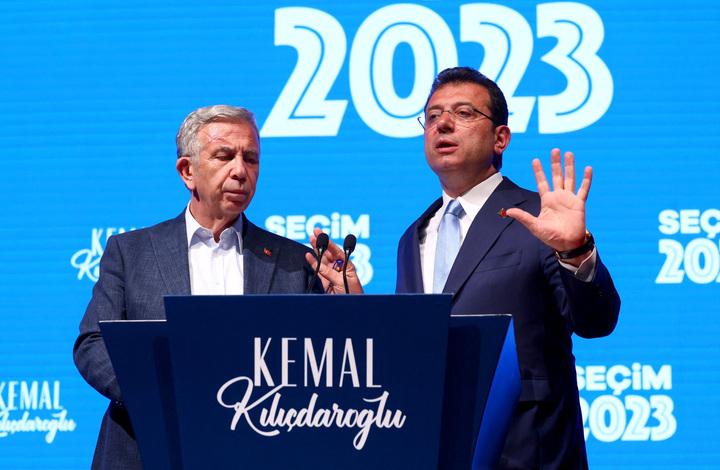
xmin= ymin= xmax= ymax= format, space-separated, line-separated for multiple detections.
xmin=455 ymin=108 xmax=473 ymax=119
xmin=426 ymin=113 xmax=441 ymax=123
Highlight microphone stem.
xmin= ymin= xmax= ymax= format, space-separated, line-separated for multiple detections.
xmin=306 ymin=246 xmax=325 ymax=294
xmin=342 ymin=253 xmax=350 ymax=294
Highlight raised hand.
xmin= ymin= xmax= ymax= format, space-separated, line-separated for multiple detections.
xmin=506 ymin=148 xmax=592 ymax=264
xmin=305 ymin=227 xmax=364 ymax=294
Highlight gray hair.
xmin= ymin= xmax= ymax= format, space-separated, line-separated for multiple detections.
xmin=176 ymin=105 xmax=259 ymax=164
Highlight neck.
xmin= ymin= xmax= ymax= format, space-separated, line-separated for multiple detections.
xmin=440 ymin=168 xmax=498 ymax=199
xmin=188 ymin=203 xmax=240 ymax=242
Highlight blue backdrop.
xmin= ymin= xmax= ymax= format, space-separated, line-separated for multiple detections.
xmin=1 ymin=1 xmax=718 ymax=468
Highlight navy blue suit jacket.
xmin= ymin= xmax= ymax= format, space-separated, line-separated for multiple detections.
xmin=396 ymin=177 xmax=620 ymax=469
xmin=73 ymin=211 xmax=322 ymax=469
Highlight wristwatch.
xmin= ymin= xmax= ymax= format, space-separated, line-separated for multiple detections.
xmin=553 ymin=230 xmax=595 ymax=260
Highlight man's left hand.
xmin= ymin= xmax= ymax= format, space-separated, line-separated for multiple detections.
xmin=506 ymin=148 xmax=592 ymax=266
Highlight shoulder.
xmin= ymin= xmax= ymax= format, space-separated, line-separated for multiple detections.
xmin=498 ymin=176 xmax=539 ymax=199
xmin=400 ymin=198 xmax=443 ymax=240
xmin=244 ymin=216 xmax=313 ymax=256
xmin=107 ymin=211 xmax=185 ymax=249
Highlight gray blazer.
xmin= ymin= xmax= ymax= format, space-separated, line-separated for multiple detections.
xmin=73 ymin=211 xmax=322 ymax=469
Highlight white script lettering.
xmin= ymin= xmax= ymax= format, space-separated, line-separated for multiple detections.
xmin=217 ymin=377 xmax=405 ymax=449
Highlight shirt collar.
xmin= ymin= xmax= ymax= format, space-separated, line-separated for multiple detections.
xmin=441 ymin=172 xmax=503 ymax=222
xmin=184 ymin=205 xmax=243 ymax=249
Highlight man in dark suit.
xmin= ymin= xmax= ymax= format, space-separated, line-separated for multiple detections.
xmin=396 ymin=67 xmax=621 ymax=469
xmin=73 ymin=105 xmax=353 ymax=469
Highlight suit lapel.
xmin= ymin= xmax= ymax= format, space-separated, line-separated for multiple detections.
xmin=405 ymin=198 xmax=443 ymax=292
xmin=242 ymin=214 xmax=277 ymax=294
xmin=149 ymin=211 xmax=191 ymax=295
xmin=443 ymin=178 xmax=528 ymax=297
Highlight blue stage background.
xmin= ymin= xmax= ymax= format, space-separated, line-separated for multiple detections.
xmin=1 ymin=1 xmax=718 ymax=468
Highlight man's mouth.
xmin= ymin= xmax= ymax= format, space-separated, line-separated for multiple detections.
xmin=226 ymin=189 xmax=248 ymax=199
xmin=436 ymin=140 xmax=458 ymax=151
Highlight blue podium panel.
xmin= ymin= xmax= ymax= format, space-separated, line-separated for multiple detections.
xmin=99 ymin=321 xmax=183 ymax=470
xmin=163 ymin=294 xmax=451 ymax=470
xmin=439 ymin=315 xmax=520 ymax=470
xmin=470 ymin=316 xmax=521 ymax=470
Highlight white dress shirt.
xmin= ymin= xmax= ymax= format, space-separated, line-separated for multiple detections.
xmin=185 ymin=207 xmax=244 ymax=295
xmin=419 ymin=173 xmax=596 ymax=293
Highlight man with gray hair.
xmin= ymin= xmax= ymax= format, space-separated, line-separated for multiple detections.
xmin=74 ymin=105 xmax=353 ymax=469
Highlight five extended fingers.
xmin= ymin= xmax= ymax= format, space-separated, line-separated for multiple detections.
xmin=534 ymin=149 xmax=591 ymax=200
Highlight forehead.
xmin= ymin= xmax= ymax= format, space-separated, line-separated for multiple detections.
xmin=426 ymin=82 xmax=490 ymax=109
xmin=198 ymin=120 xmax=259 ymax=148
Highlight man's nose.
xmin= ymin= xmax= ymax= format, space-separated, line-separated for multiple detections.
xmin=230 ymin=158 xmax=247 ymax=179
xmin=436 ymin=110 xmax=454 ymax=132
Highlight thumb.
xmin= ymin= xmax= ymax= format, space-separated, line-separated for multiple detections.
xmin=505 ymin=207 xmax=535 ymax=229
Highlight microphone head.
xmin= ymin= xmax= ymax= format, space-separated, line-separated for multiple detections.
xmin=316 ymin=232 xmax=329 ymax=254
xmin=343 ymin=234 xmax=357 ymax=255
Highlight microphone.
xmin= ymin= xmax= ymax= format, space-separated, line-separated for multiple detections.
xmin=342 ymin=234 xmax=357 ymax=294
xmin=306 ymin=232 xmax=329 ymax=294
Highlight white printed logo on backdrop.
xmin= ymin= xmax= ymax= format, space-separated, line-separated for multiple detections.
xmin=71 ymin=227 xmax=136 ymax=282
xmin=578 ymin=363 xmax=676 ymax=443
xmin=265 ymin=213 xmax=373 ymax=285
xmin=261 ymin=2 xmax=613 ymax=138
xmin=657 ymin=209 xmax=720 ymax=284
xmin=0 ymin=380 xmax=77 ymax=443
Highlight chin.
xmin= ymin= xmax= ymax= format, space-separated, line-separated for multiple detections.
xmin=222 ymin=203 xmax=248 ymax=217
xmin=430 ymin=160 xmax=464 ymax=174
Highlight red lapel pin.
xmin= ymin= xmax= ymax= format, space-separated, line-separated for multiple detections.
xmin=263 ymin=248 xmax=272 ymax=256
xmin=498 ymin=208 xmax=507 ymax=218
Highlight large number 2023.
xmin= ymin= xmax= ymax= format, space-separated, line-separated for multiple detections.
xmin=261 ymin=2 xmax=613 ymax=138
xmin=580 ymin=395 xmax=676 ymax=442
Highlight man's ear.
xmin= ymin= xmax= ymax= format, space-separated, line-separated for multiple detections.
xmin=176 ymin=157 xmax=196 ymax=191
xmin=492 ymin=125 xmax=511 ymax=170
xmin=494 ymin=125 xmax=511 ymax=154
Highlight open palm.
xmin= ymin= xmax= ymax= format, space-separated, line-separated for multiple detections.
xmin=506 ymin=148 xmax=592 ymax=254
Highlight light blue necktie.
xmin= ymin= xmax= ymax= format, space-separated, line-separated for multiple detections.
xmin=433 ymin=199 xmax=464 ymax=293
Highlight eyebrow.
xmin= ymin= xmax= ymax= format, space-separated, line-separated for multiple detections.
xmin=214 ymin=146 xmax=235 ymax=153
xmin=210 ymin=145 xmax=259 ymax=157
xmin=426 ymin=101 xmax=476 ymax=110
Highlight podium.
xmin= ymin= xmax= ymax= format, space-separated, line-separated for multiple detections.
xmin=100 ymin=294 xmax=520 ymax=470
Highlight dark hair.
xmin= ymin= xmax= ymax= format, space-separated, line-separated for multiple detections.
xmin=424 ymin=67 xmax=509 ymax=126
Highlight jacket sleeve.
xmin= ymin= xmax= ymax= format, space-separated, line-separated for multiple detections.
xmin=554 ymin=250 xmax=621 ymax=338
xmin=73 ymin=235 xmax=126 ymax=403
